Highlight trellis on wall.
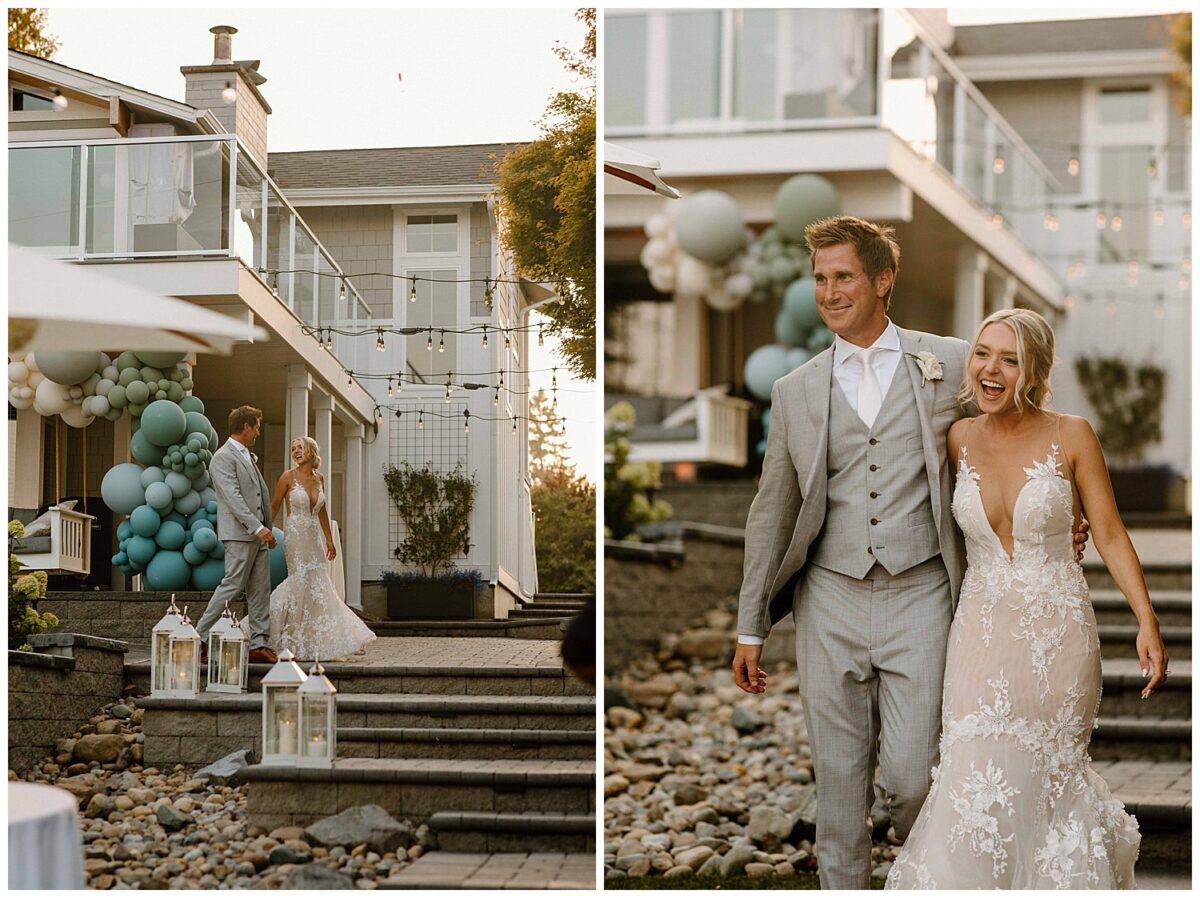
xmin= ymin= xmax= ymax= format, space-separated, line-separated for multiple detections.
xmin=385 ymin=401 xmax=470 ymax=566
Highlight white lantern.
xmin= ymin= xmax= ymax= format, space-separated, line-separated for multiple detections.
xmin=150 ymin=594 xmax=183 ymax=698
xmin=296 ymin=660 xmax=338 ymax=768
xmin=260 ymin=649 xmax=307 ymax=765
xmin=165 ymin=606 xmax=201 ymax=699
xmin=206 ymin=605 xmax=248 ymax=694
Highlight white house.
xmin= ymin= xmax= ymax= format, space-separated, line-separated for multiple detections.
xmin=8 ymin=25 xmax=543 ymax=612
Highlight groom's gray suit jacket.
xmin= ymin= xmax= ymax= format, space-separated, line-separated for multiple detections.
xmin=737 ymin=327 xmax=969 ymax=638
xmin=211 ymin=441 xmax=273 ymax=542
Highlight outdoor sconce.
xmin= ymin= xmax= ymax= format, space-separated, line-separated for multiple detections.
xmin=260 ymin=649 xmax=307 ymax=765
xmin=205 ymin=605 xmax=248 ymax=694
xmin=166 ymin=606 xmax=201 ymax=699
xmin=296 ymin=659 xmax=338 ymax=768
xmin=150 ymin=594 xmax=183 ymax=698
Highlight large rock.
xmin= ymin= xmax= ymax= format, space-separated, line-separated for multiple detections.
xmin=730 ymin=705 xmax=764 ymax=734
xmin=73 ymin=734 xmax=125 ymax=763
xmin=720 ymin=843 xmax=757 ymax=877
xmin=675 ymin=628 xmax=729 ymax=661
xmin=747 ymin=806 xmax=793 ymax=845
xmin=283 ymin=864 xmax=354 ymax=890
xmin=85 ymin=793 xmax=115 ymax=819
xmin=303 ymin=805 xmax=412 ymax=855
xmin=105 ymin=771 xmax=140 ymax=794
xmin=57 ymin=774 xmax=102 ymax=805
xmin=674 ymin=845 xmax=714 ymax=871
xmin=193 ymin=749 xmax=253 ymax=785
xmin=156 ymin=803 xmax=191 ymax=831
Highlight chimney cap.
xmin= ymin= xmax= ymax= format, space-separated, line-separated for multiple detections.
xmin=210 ymin=25 xmax=238 ymax=35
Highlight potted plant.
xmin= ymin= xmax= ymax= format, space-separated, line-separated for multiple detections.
xmin=382 ymin=461 xmax=480 ymax=619
xmin=1074 ymin=356 xmax=1171 ymax=512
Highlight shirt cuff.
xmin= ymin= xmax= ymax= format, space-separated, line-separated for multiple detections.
xmin=737 ymin=635 xmax=765 ymax=646
xmin=255 ymin=526 xmax=270 ymax=537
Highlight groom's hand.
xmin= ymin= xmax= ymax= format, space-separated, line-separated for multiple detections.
xmin=1072 ymin=517 xmax=1090 ymax=563
xmin=732 ymin=643 xmax=768 ymax=694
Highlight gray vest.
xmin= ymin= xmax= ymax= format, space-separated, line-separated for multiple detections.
xmin=809 ymin=360 xmax=941 ymax=579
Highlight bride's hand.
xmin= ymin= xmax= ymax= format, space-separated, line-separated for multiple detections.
xmin=326 ymin=545 xmax=337 ymax=561
xmin=1137 ymin=622 xmax=1168 ymax=698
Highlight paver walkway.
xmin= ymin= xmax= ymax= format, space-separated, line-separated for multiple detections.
xmin=383 ymin=851 xmax=594 ymax=889
xmin=1082 ymin=528 xmax=1191 ymax=566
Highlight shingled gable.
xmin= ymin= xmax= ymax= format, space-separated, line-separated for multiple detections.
xmin=267 ymin=142 xmax=527 ymax=190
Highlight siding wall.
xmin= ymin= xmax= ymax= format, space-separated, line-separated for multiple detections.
xmin=298 ymin=205 xmax=395 ymax=320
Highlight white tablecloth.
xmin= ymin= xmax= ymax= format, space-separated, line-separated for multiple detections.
xmin=9 ymin=782 xmax=85 ymax=889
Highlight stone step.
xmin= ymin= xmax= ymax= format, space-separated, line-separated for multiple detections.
xmin=339 ymin=727 xmax=595 ymax=761
xmin=367 ymin=619 xmax=566 ymax=640
xmin=139 ymin=692 xmax=595 ymax=768
xmin=427 ymin=811 xmax=595 ymax=853
xmin=524 ymin=602 xmax=589 ymax=612
xmin=1086 ymin=561 xmax=1190 ymax=593
xmin=1099 ymin=624 xmax=1191 ymax=659
xmin=1101 ymin=760 xmax=1191 ymax=864
xmin=377 ymin=850 xmax=595 ymax=889
xmin=534 ymin=593 xmax=595 ymax=603
xmin=126 ymin=660 xmax=590 ymax=698
xmin=1092 ymin=589 xmax=1190 ymax=626
xmin=238 ymin=758 xmax=595 ymax=831
xmin=1090 ymin=716 xmax=1191 ymax=762
xmin=1100 ymin=659 xmax=1191 ymax=720
xmin=509 ymin=609 xmax=577 ymax=620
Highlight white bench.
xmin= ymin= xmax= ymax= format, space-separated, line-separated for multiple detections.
xmin=12 ymin=507 xmax=96 ymax=576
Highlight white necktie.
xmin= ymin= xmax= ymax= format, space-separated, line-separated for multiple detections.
xmin=856 ymin=347 xmax=881 ymax=428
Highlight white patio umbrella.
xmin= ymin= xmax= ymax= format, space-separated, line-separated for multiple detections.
xmin=603 ymin=142 xmax=680 ymax=199
xmin=8 ymin=245 xmax=267 ymax=356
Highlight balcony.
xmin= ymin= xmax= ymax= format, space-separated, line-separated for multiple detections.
xmin=8 ymin=134 xmax=372 ymax=374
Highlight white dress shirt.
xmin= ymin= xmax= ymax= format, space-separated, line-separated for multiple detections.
xmin=226 ymin=438 xmax=269 ymax=538
xmin=738 ymin=320 xmax=903 ymax=646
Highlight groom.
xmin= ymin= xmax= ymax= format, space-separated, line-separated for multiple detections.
xmin=734 ymin=216 xmax=970 ymax=890
xmin=195 ymin=405 xmax=278 ymax=665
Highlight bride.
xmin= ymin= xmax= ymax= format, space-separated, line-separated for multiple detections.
xmin=887 ymin=309 xmax=1167 ymax=889
xmin=262 ymin=436 xmax=375 ymax=661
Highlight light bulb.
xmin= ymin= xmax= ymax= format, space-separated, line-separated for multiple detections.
xmin=1064 ymin=295 xmax=1076 ymax=311
xmin=52 ymin=89 xmax=68 ymax=110
xmin=1106 ymin=301 xmax=1118 ymax=316
xmin=482 ymin=329 xmax=489 ymax=349
xmin=221 ymin=82 xmax=236 ymax=104
xmin=1110 ymin=215 xmax=1123 ymax=232
xmin=1154 ymin=301 xmax=1166 ymax=320
xmin=410 ymin=280 xmax=418 ymax=303
xmin=426 ymin=333 xmax=433 ymax=352
xmin=1147 ymin=156 xmax=1158 ymax=179
xmin=1154 ymin=208 xmax=1165 ymax=226
xmin=376 ymin=331 xmax=386 ymax=352
xmin=1067 ymin=156 xmax=1079 ymax=176
xmin=463 ymin=410 xmax=470 ymax=433
xmin=991 ymin=213 xmax=1003 ymax=228
xmin=338 ymin=279 xmax=347 ymax=302
xmin=1042 ymin=212 xmax=1058 ymax=232
xmin=538 ymin=325 xmax=544 ymax=347
xmin=992 ymin=155 xmax=1005 ymax=175
xmin=387 ymin=379 xmax=394 ymax=398
xmin=1183 ymin=212 xmax=1193 ymax=229
xmin=1095 ymin=212 xmax=1107 ymax=229
xmin=438 ymin=332 xmax=445 ymax=353
xmin=493 ymin=388 xmax=499 ymax=406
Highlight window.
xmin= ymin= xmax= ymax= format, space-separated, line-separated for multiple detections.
xmin=405 ymin=269 xmax=457 ymax=382
xmin=11 ymin=89 xmax=55 ymax=112
xmin=667 ymin=11 xmax=723 ymax=124
xmin=406 ymin=214 xmax=457 ymax=253
xmin=605 ymin=14 xmax=647 ymax=128
xmin=1099 ymin=87 xmax=1151 ymax=125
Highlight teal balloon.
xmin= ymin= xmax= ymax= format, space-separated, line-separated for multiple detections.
xmin=206 ymin=500 xmax=218 ymax=515
xmin=178 ymin=396 xmax=205 ymax=414
xmin=128 ymin=559 xmax=146 ymax=573
xmin=768 ymin=257 xmax=795 ymax=284
xmin=129 ymin=504 xmax=161 ymax=538
xmin=209 ymin=539 xmax=225 ymax=560
xmin=744 ymin=344 xmax=793 ymax=402
xmin=673 ymin=190 xmax=746 ymax=265
xmin=118 ymin=536 xmax=129 ymax=553
xmin=166 ymin=382 xmax=185 ymax=403
xmin=192 ymin=528 xmax=218 ymax=553
xmin=189 ymin=517 xmax=214 ymax=535
xmin=107 ymin=384 xmax=129 ymax=409
xmin=145 ymin=550 xmax=190 ymax=590
xmin=141 ymin=400 xmax=187 ymax=446
xmin=174 ymin=490 xmax=202 ymax=516
xmin=783 ymin=278 xmax=822 ymax=332
xmin=126 ymin=535 xmax=157 ymax=566
xmin=125 ymin=380 xmax=150 ymax=406
xmin=135 ymin=351 xmax=187 ymax=369
xmin=774 ymin=311 xmax=810 ymax=347
xmin=112 ymin=552 xmax=127 ymax=567
xmin=164 ymin=471 xmax=192 ymax=499
xmin=115 ymin=351 xmax=141 ymax=371
xmin=139 ymin=466 xmax=166 ymax=488
xmin=163 ymin=511 xmax=187 ymax=528
xmin=774 ymin=174 xmax=841 ymax=243
xmin=36 ymin=351 xmax=101 ymax=386
xmin=130 ymin=430 xmax=163 ymax=467
xmin=183 ymin=463 xmax=205 ymax=481
xmin=186 ymin=437 xmax=202 ymax=454
xmin=786 ymin=347 xmax=816 ymax=371
xmin=184 ymin=411 xmax=211 ymax=438
xmin=806 ymin=325 xmax=835 ymax=353
xmin=155 ymin=521 xmax=186 ymax=550
xmin=190 ymin=558 xmax=227 ymax=591
xmin=192 ymin=472 xmax=212 ymax=492
xmin=183 ymin=542 xmax=207 ymax=566
xmin=144 ymin=481 xmax=174 ymax=511
xmin=101 ymin=464 xmax=146 ymax=515
xmin=268 ymin=527 xmax=287 ymax=588
xmin=116 ymin=520 xmax=133 ymax=541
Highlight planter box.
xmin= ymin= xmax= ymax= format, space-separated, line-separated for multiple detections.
xmin=386 ymin=580 xmax=477 ymax=620
xmin=1110 ymin=465 xmax=1174 ymax=514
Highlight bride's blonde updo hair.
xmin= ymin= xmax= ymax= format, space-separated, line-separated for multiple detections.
xmin=959 ymin=308 xmax=1056 ymax=413
xmin=292 ymin=435 xmax=322 ymax=471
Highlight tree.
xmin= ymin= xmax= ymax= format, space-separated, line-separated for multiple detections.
xmin=532 ymin=466 xmax=595 ymax=593
xmin=528 ymin=388 xmax=572 ymax=484
xmin=494 ymin=8 xmax=595 ymax=380
xmin=1169 ymin=13 xmax=1191 ymax=114
xmin=8 ymin=8 xmax=58 ymax=58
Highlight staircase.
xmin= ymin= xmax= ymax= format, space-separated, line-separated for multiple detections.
xmin=508 ymin=592 xmax=592 ymax=622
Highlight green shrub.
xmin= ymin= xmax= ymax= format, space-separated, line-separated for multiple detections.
xmin=383 ymin=462 xmax=478 ymax=579
xmin=532 ymin=467 xmax=596 ymax=593
xmin=8 ymin=521 xmax=57 ymax=650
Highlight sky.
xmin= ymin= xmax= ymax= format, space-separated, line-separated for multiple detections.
xmin=43 ymin=8 xmax=597 ymax=483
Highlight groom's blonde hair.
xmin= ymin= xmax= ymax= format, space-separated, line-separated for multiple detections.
xmin=292 ymin=435 xmax=322 ymax=471
xmin=960 ymin=308 xmax=1056 ymax=413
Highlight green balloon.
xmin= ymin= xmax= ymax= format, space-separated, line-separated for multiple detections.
xmin=166 ymin=383 xmax=185 ymax=403
xmin=139 ymin=367 xmax=165 ymax=384
xmin=115 ymin=351 xmax=141 ymax=371
xmin=774 ymin=174 xmax=841 ymax=243
xmin=117 ymin=368 xmax=140 ymax=387
xmin=107 ymin=384 xmax=129 ymax=409
xmin=783 ymin=278 xmax=822 ymax=332
xmin=127 ymin=402 xmax=147 ymax=418
xmin=130 ymin=429 xmax=164 ymax=466
xmin=168 ymin=367 xmax=185 ymax=383
xmin=180 ymin=378 xmax=194 ymax=392
xmin=126 ymin=380 xmax=150 ymax=405
xmin=135 ymin=351 xmax=187 ymax=369
xmin=179 ymin=396 xmax=205 ymax=414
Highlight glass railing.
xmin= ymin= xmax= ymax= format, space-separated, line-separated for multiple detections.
xmin=8 ymin=134 xmax=372 ymax=374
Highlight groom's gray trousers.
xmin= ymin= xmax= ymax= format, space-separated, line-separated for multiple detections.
xmin=195 ymin=540 xmax=272 ymax=649
xmin=794 ymin=557 xmax=951 ymax=890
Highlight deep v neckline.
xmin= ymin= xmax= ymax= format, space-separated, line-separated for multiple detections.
xmin=291 ymin=474 xmax=320 ymax=513
xmin=960 ymin=445 xmax=1067 ymax=563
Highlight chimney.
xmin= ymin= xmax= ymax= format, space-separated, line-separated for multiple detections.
xmin=181 ymin=24 xmax=272 ymax=168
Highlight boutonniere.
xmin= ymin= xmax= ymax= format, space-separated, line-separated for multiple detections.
xmin=251 ymin=452 xmax=259 ymax=464
xmin=906 ymin=351 xmax=944 ymax=387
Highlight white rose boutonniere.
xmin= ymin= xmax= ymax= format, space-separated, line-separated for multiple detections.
xmin=906 ymin=351 xmax=944 ymax=387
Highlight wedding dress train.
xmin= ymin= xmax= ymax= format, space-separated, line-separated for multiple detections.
xmin=887 ymin=419 xmax=1138 ymax=889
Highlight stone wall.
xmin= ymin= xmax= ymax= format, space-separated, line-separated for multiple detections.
xmin=40 ymin=591 xmax=233 ymax=644
xmin=8 ymin=633 xmax=128 ymax=773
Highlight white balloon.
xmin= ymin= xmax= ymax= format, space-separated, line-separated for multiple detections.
xmin=704 ymin=287 xmax=743 ymax=312
xmin=645 ymin=214 xmax=672 ymax=240
xmin=8 ymin=390 xmax=33 ymax=410
xmin=98 ymin=353 xmax=112 ymax=369
xmin=60 ymin=403 xmax=95 ymax=428
xmin=89 ymin=395 xmax=112 ymax=417
xmin=95 ymin=378 xmax=115 ymax=396
xmin=35 ymin=378 xmax=72 ymax=415
xmin=17 ymin=386 xmax=33 ymax=400
xmin=68 ymin=386 xmax=84 ymax=400
xmin=675 ymin=256 xmax=713 ymax=297
xmin=640 ymin=238 xmax=674 ymax=271
xmin=29 ymin=372 xmax=45 ymax=388
xmin=102 ymin=366 xmax=119 ymax=381
xmin=25 ymin=353 xmax=39 ymax=373
xmin=8 ymin=362 xmax=29 ymax=385
xmin=32 ymin=402 xmax=47 ymax=416
xmin=725 ymin=272 xmax=754 ymax=298
xmin=83 ymin=373 xmax=101 ymax=396
xmin=648 ymin=265 xmax=676 ymax=293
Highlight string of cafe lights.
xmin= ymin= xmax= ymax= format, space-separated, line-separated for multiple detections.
xmin=904 ymin=136 xmax=1191 ymax=181
xmin=301 ymin=322 xmax=554 ymax=352
xmin=344 ymin=366 xmax=590 ymax=412
xmin=371 ymin=404 xmax=567 ymax=435
xmin=1061 ymin=290 xmax=1177 ymax=320
xmin=258 ymin=268 xmax=569 ymax=310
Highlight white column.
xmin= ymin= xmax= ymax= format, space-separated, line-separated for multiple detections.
xmin=343 ymin=423 xmax=364 ymax=610
xmin=953 ymin=247 xmax=987 ymax=341
xmin=284 ymin=365 xmax=311 ymax=470
xmin=312 ymin=391 xmax=334 ymax=510
xmin=13 ymin=408 xmax=45 ymax=509
xmin=109 ymin=410 xmax=133 ymax=590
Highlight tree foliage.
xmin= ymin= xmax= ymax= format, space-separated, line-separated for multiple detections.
xmin=532 ymin=466 xmax=595 ymax=593
xmin=604 ymin=402 xmax=672 ymax=540
xmin=8 ymin=8 xmax=58 ymax=58
xmin=1169 ymin=13 xmax=1191 ymax=114
xmin=1074 ymin=357 xmax=1165 ymax=465
xmin=528 ymin=388 xmax=573 ymax=484
xmin=494 ymin=8 xmax=596 ymax=380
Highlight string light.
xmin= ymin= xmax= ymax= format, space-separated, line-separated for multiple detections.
xmin=482 ymin=327 xmax=489 ymax=349
xmin=1064 ymin=295 xmax=1076 ymax=311
xmin=221 ymin=82 xmax=236 ymax=105
xmin=1110 ymin=215 xmax=1123 ymax=232
xmin=991 ymin=213 xmax=1003 ymax=228
xmin=484 ymin=280 xmax=494 ymax=312
xmin=1183 ymin=212 xmax=1193 ymax=229
xmin=992 ymin=155 xmax=1005 ymax=175
xmin=418 ymin=411 xmax=424 ymax=429
xmin=438 ymin=331 xmax=446 ymax=353
xmin=426 ymin=332 xmax=433 ymax=352
xmin=1095 ymin=212 xmax=1107 ymax=230
xmin=52 ymin=89 xmax=68 ymax=110
xmin=1067 ymin=150 xmax=1080 ymax=176
xmin=410 ymin=278 xmax=418 ymax=303
xmin=1183 ymin=259 xmax=1192 ymax=275
xmin=1146 ymin=156 xmax=1159 ymax=179
xmin=1106 ymin=300 xmax=1118 ymax=317
xmin=512 ymin=416 xmax=518 ymax=433
xmin=493 ymin=387 xmax=499 ymax=406
xmin=338 ymin=277 xmax=347 ymax=302
xmin=445 ymin=377 xmax=453 ymax=402
xmin=537 ymin=324 xmax=544 ymax=347
xmin=1154 ymin=208 xmax=1165 ymax=226
xmin=270 ymin=272 xmax=280 ymax=298
xmin=1154 ymin=296 xmax=1166 ymax=319
xmin=347 ymin=372 xmax=354 ymax=387
xmin=375 ymin=330 xmax=386 ymax=352
xmin=1042 ymin=210 xmax=1058 ymax=232
xmin=386 ymin=378 xmax=394 ymax=398
xmin=463 ymin=410 xmax=470 ymax=433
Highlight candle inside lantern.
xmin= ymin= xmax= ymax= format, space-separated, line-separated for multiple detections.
xmin=308 ymin=732 xmax=326 ymax=757
xmin=279 ymin=718 xmax=297 ymax=755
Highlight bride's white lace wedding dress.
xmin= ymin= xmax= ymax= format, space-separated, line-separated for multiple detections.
xmin=887 ymin=417 xmax=1138 ymax=889
xmin=267 ymin=479 xmax=376 ymax=661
